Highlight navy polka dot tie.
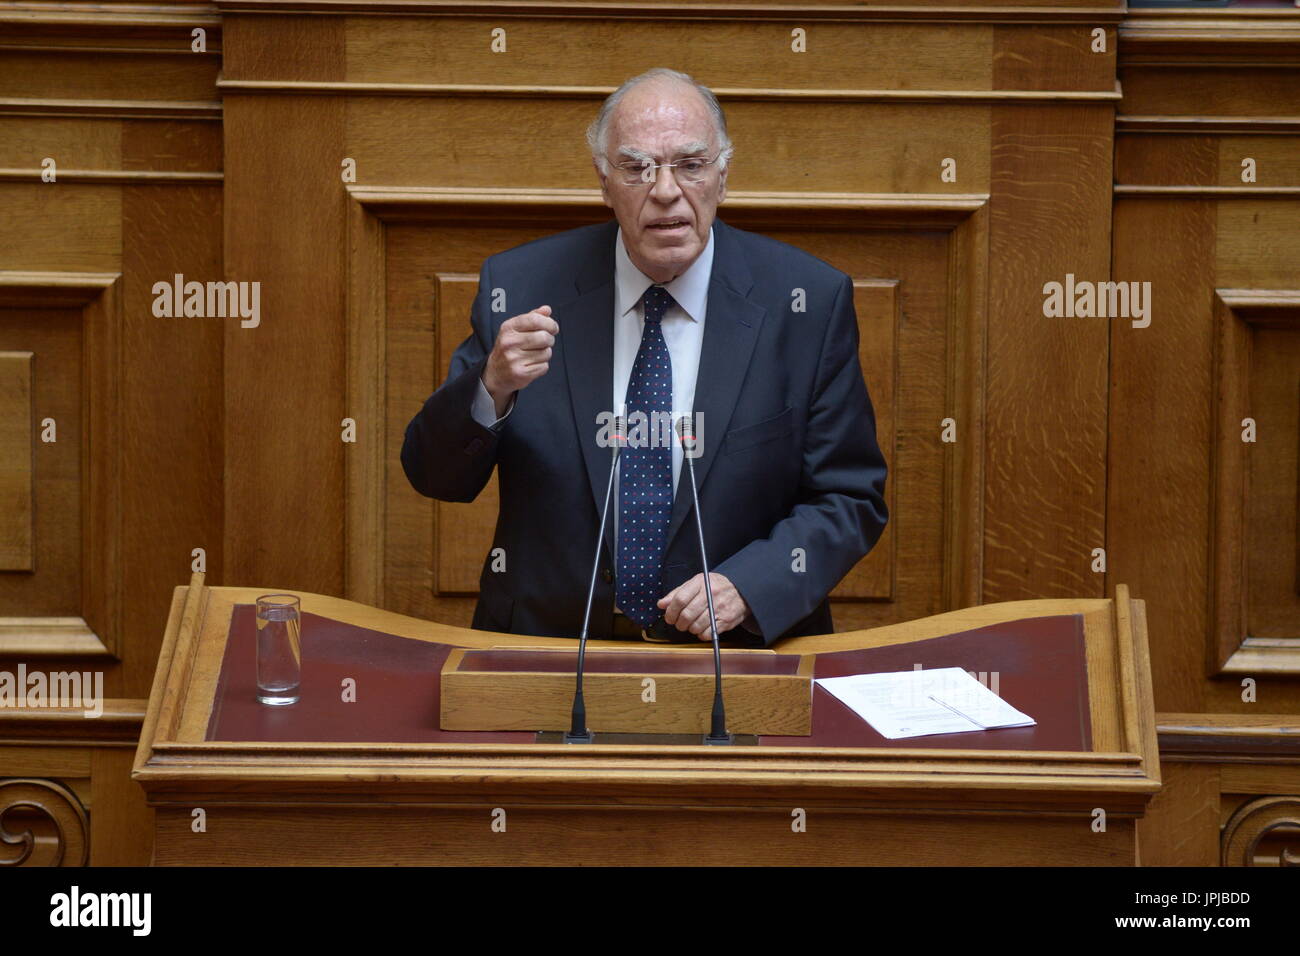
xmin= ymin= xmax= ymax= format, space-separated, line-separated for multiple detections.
xmin=617 ymin=285 xmax=676 ymax=627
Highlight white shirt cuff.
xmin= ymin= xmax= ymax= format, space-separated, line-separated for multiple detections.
xmin=472 ymin=377 xmax=515 ymax=429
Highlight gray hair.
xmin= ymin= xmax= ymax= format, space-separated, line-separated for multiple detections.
xmin=586 ymin=68 xmax=734 ymax=173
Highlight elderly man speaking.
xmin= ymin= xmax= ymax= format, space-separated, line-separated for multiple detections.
xmin=401 ymin=68 xmax=888 ymax=646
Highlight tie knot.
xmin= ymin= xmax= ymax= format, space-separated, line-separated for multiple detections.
xmin=642 ymin=285 xmax=675 ymax=324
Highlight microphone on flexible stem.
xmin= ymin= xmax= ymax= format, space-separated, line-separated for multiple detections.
xmin=565 ymin=410 xmax=626 ymax=744
xmin=676 ymin=414 xmax=733 ymax=745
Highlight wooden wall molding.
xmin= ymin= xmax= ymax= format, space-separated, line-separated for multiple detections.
xmin=1121 ymin=11 xmax=1300 ymax=63
xmin=1116 ymin=116 xmax=1300 ymax=135
xmin=0 ymin=619 xmax=111 ymax=656
xmin=0 ymin=2 xmax=221 ymax=39
xmin=218 ymin=79 xmax=1123 ymax=103
xmin=1158 ymin=713 xmax=1300 ymax=763
xmin=0 ymin=168 xmax=223 ymax=183
xmin=214 ymin=1 xmax=1125 ymax=25
xmin=0 ymin=270 xmax=116 ymax=304
xmin=0 ymin=271 xmax=123 ymax=660
xmin=343 ymin=185 xmax=987 ymax=615
xmin=1210 ymin=288 xmax=1300 ymax=677
xmin=0 ymin=699 xmax=147 ymax=746
xmin=347 ymin=184 xmax=988 ymax=226
xmin=0 ymin=4 xmax=223 ymax=115
xmin=0 ymin=98 xmax=222 ymax=120
xmin=1115 ymin=185 xmax=1300 ymax=198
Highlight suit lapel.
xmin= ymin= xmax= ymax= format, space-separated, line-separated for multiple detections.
xmin=664 ymin=220 xmax=766 ymax=556
xmin=558 ymin=222 xmax=618 ymax=556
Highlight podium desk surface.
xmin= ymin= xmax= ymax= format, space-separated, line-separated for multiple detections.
xmin=205 ymin=604 xmax=1091 ymax=752
xmin=133 ymin=575 xmax=1160 ymax=865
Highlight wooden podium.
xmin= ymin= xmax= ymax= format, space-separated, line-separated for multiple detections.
xmin=133 ymin=574 xmax=1160 ymax=865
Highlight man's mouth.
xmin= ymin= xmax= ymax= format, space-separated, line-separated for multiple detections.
xmin=646 ymin=219 xmax=691 ymax=233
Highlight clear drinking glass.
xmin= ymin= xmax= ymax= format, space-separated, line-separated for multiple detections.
xmin=256 ymin=594 xmax=301 ymax=705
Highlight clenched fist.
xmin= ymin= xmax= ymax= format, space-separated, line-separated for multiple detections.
xmin=481 ymin=306 xmax=558 ymax=416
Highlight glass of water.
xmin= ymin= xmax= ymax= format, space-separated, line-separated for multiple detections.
xmin=256 ymin=594 xmax=301 ymax=705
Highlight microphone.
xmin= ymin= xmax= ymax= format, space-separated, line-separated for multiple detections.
xmin=565 ymin=410 xmax=626 ymax=743
xmin=675 ymin=414 xmax=733 ymax=745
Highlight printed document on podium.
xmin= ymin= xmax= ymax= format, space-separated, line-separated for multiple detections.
xmin=815 ymin=666 xmax=1036 ymax=740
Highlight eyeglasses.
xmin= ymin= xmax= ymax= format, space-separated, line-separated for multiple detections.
xmin=607 ymin=153 xmax=723 ymax=187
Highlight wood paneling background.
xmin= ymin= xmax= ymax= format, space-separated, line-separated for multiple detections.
xmin=0 ymin=0 xmax=1296 ymax=866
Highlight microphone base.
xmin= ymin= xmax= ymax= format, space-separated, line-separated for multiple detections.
xmin=704 ymin=733 xmax=736 ymax=746
xmin=537 ymin=731 xmax=758 ymax=747
xmin=563 ymin=730 xmax=595 ymax=744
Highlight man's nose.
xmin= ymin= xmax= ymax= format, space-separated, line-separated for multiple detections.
xmin=649 ymin=165 xmax=685 ymax=201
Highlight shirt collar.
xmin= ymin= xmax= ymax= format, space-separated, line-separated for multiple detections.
xmin=615 ymin=223 xmax=714 ymax=322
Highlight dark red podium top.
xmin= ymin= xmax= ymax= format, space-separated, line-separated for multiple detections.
xmin=207 ymin=607 xmax=1091 ymax=751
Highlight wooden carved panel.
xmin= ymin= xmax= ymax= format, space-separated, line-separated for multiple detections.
xmin=1222 ymin=795 xmax=1300 ymax=867
xmin=379 ymin=219 xmax=559 ymax=626
xmin=0 ymin=778 xmax=89 ymax=867
xmin=0 ymin=351 xmax=34 ymax=571
xmin=433 ymin=274 xmax=499 ymax=596
xmin=349 ymin=190 xmax=985 ymax=636
xmin=1211 ymin=290 xmax=1300 ymax=676
xmin=0 ymin=313 xmax=81 ymax=612
xmin=0 ymin=274 xmax=122 ymax=658
xmin=1246 ymin=324 xmax=1300 ymax=638
xmin=831 ymin=279 xmax=897 ymax=602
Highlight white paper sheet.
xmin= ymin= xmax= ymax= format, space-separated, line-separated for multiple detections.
xmin=815 ymin=666 xmax=1036 ymax=740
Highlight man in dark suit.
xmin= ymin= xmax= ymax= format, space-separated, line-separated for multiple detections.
xmin=401 ymin=67 xmax=887 ymax=646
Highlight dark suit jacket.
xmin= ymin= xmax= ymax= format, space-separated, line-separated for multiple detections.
xmin=400 ymin=217 xmax=888 ymax=646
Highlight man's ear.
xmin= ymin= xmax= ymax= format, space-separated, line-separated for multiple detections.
xmin=717 ymin=164 xmax=728 ymax=205
xmin=594 ymin=158 xmax=614 ymax=209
